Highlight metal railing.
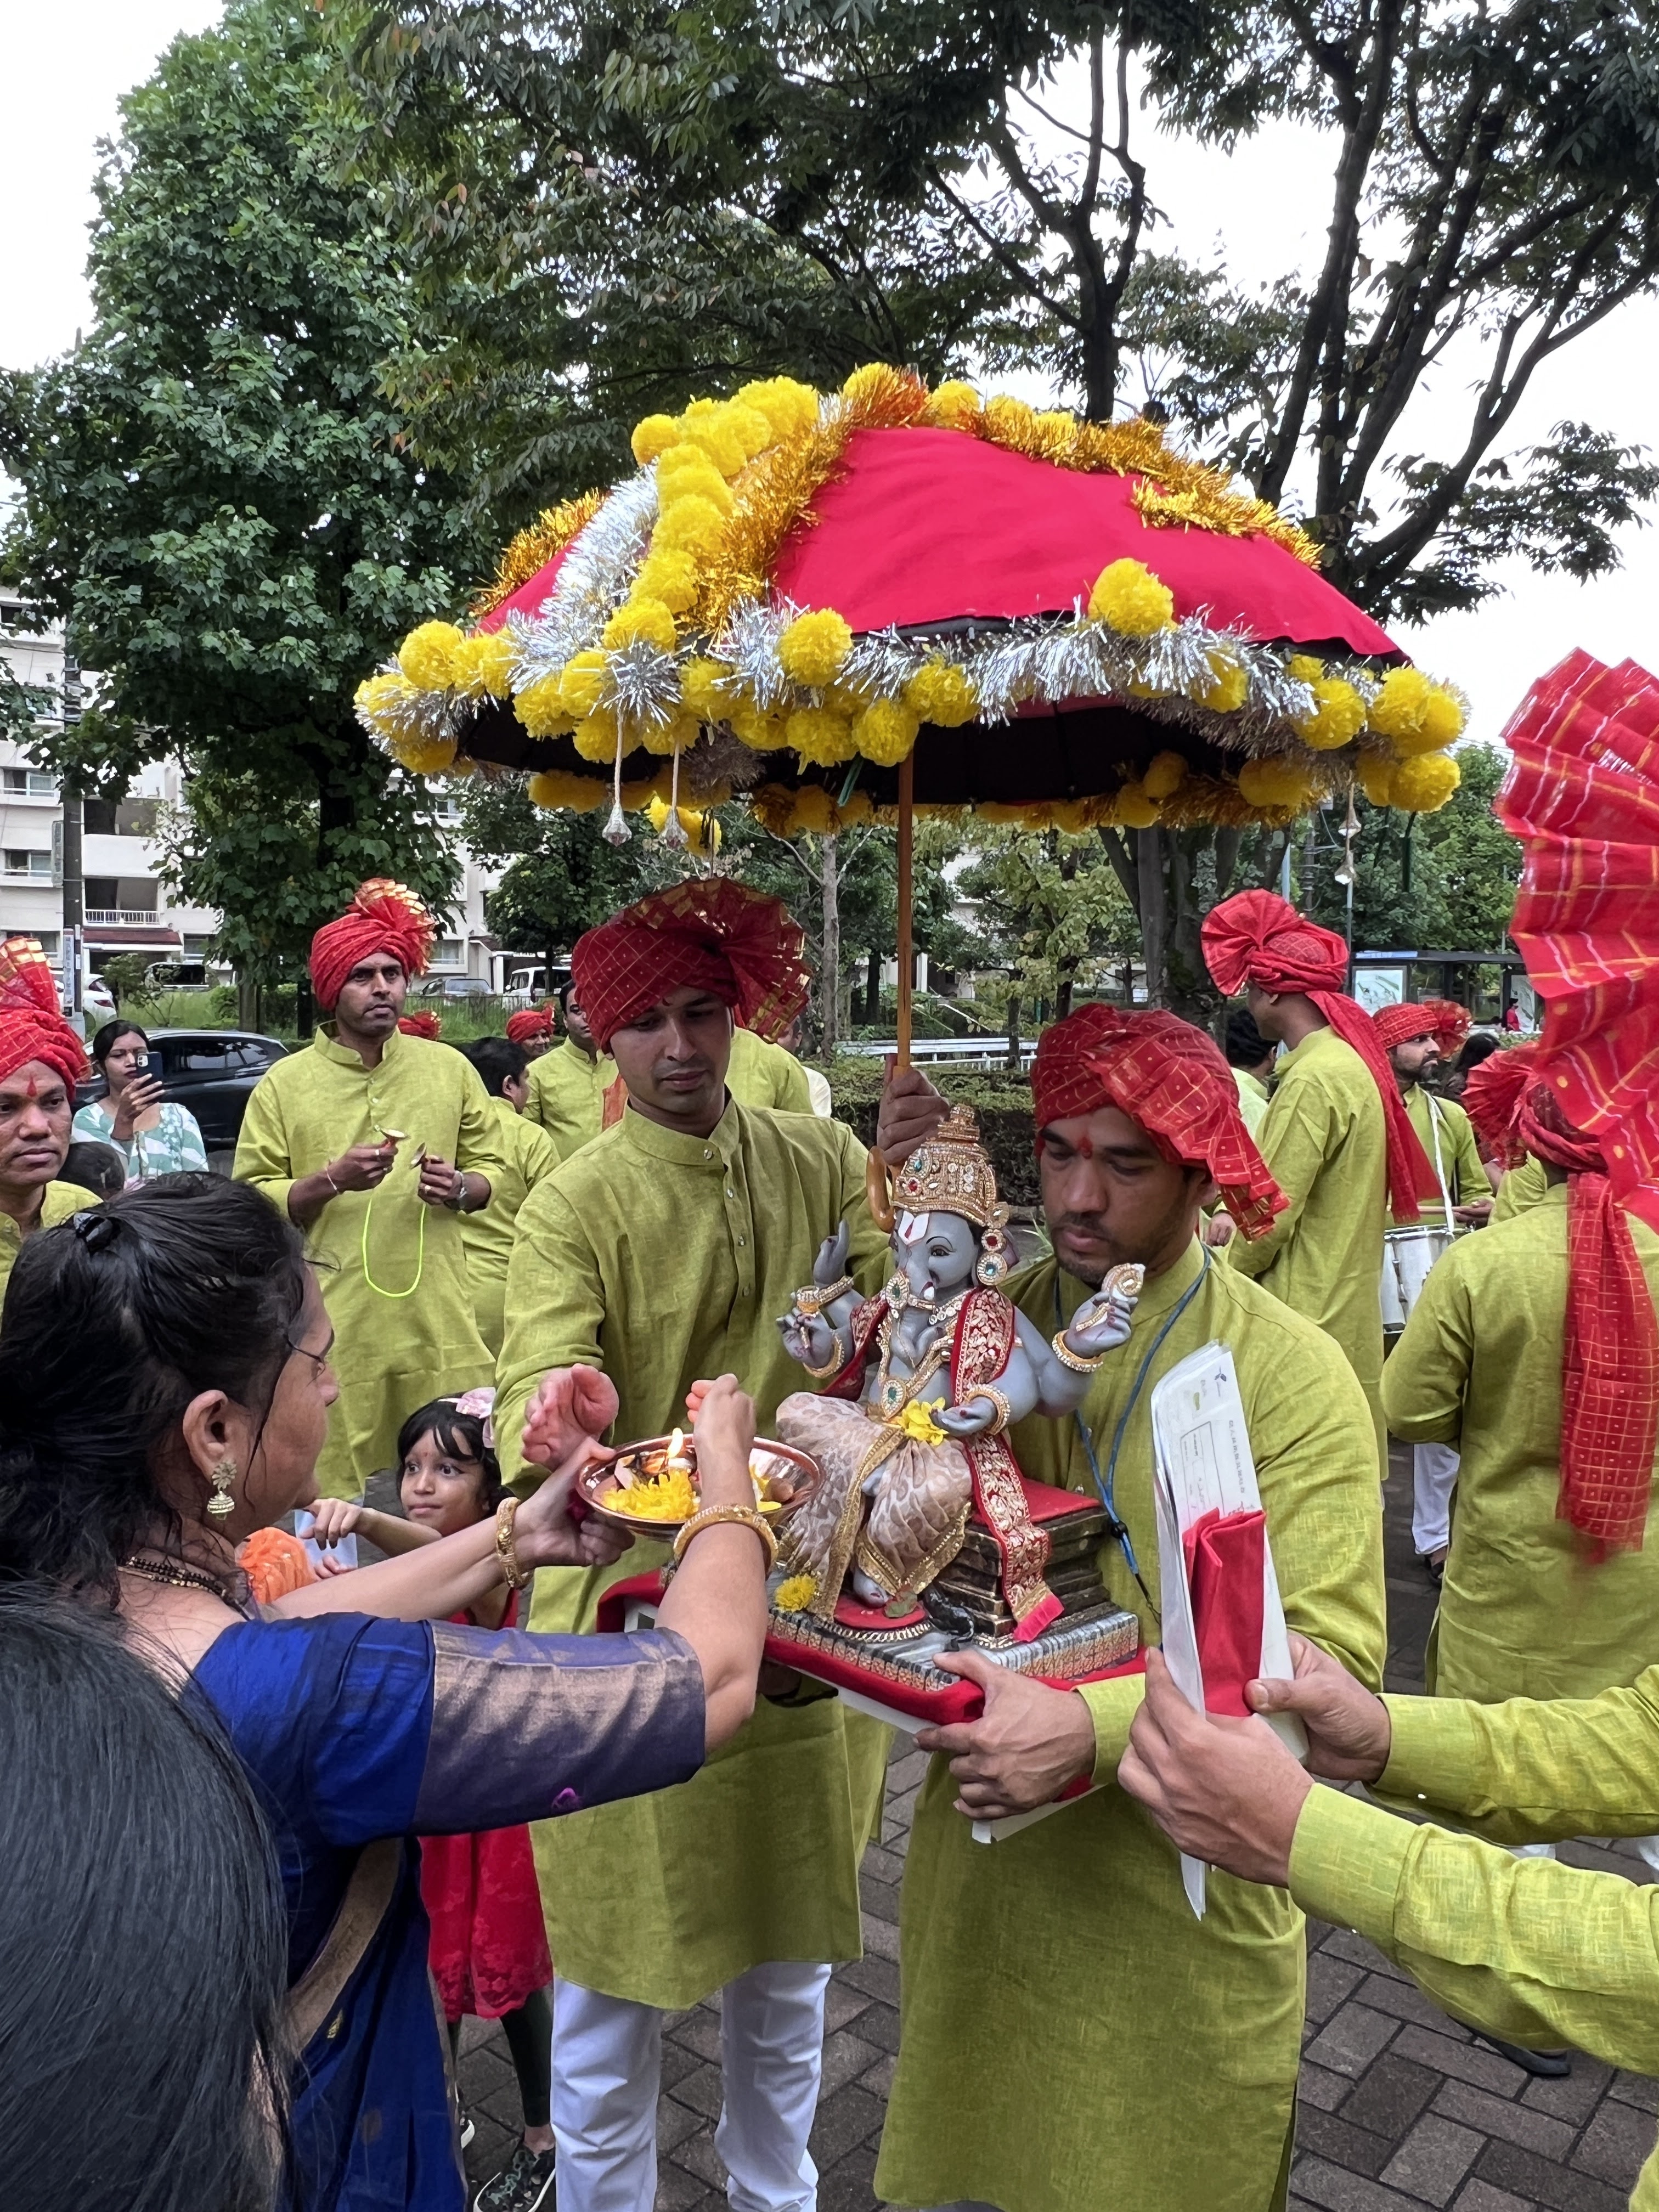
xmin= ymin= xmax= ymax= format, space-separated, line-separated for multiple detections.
xmin=838 ymin=1035 xmax=1036 ymax=1069
xmin=84 ymin=908 xmax=165 ymax=926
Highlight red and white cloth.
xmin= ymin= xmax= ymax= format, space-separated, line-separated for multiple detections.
xmin=0 ymin=936 xmax=87 ymax=1093
xmin=1371 ymin=998 xmax=1471 ymax=1059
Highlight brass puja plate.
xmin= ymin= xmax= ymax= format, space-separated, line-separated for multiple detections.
xmin=578 ymin=1434 xmax=821 ymax=1539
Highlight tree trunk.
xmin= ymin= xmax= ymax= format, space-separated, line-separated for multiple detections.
xmin=818 ymin=833 xmax=840 ymax=1056
xmin=1006 ymin=991 xmax=1023 ymax=1071
xmin=236 ymin=973 xmax=261 ymax=1031
xmin=1136 ymin=828 xmax=1169 ymax=1007
xmin=864 ymin=948 xmax=881 ymax=1026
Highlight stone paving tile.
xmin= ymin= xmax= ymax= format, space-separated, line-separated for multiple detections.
xmin=450 ymin=1443 xmax=1659 ymax=2211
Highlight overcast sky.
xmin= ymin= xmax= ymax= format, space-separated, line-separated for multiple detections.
xmin=3 ymin=1 xmax=1655 ymax=746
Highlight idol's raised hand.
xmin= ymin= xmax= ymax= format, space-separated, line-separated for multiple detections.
xmin=521 ymin=1363 xmax=620 ymax=1469
xmin=813 ymin=1220 xmax=851 ymax=1289
xmin=1063 ymin=1282 xmax=1138 ymax=1359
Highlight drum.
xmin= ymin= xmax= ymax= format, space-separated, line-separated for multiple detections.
xmin=1381 ymin=1225 xmax=1457 ymax=1333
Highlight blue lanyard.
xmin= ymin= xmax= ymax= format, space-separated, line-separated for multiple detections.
xmin=1054 ymin=1248 xmax=1212 ymax=1615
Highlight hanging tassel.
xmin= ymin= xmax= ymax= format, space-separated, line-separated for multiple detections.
xmin=661 ymin=744 xmax=689 ymax=849
xmin=603 ymin=723 xmax=630 ymax=846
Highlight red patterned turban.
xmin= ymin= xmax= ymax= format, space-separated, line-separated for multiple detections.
xmin=1031 ymin=1005 xmax=1288 ymax=1239
xmin=397 ymin=1011 xmax=442 ymax=1040
xmin=1371 ymin=998 xmax=1472 ymax=1060
xmin=572 ymin=880 xmax=811 ymax=1054
xmin=1488 ymin=651 xmax=1659 ymax=1555
xmin=0 ymin=937 xmax=88 ymax=1096
xmin=1201 ymin=888 xmax=1437 ymax=1223
xmin=308 ymin=881 xmax=436 ymax=1013
xmin=1461 ymin=1043 xmax=1542 ymax=1163
xmin=506 ymin=1005 xmax=556 ymax=1048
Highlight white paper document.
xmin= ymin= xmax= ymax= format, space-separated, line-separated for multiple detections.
xmin=1149 ymin=1341 xmax=1305 ymax=1917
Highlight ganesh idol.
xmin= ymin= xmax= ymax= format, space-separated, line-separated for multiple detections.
xmin=774 ymin=1104 xmax=1141 ymax=1639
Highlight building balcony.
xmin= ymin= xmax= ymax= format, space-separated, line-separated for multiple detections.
xmin=84 ymin=907 xmax=162 ymax=926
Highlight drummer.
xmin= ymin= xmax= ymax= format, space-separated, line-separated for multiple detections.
xmin=492 ymin=879 xmax=894 ymax=2212
xmin=1371 ymin=1000 xmax=1494 ymax=1581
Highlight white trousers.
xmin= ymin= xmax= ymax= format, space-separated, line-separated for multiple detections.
xmin=551 ymin=1961 xmax=832 ymax=2212
xmin=1411 ymin=1442 xmax=1461 ymax=1555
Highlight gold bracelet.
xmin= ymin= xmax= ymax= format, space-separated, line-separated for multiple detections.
xmin=494 ymin=1497 xmax=533 ymax=1590
xmin=671 ymin=1504 xmax=779 ymax=1573
xmin=1051 ymin=1328 xmax=1108 ymax=1375
xmin=798 ymin=1332 xmax=848 ymax=1381
xmin=964 ymin=1383 xmax=1013 ymax=1436
xmin=792 ymin=1274 xmax=856 ymax=1318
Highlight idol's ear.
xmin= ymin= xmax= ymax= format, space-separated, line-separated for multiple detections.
xmin=865 ymin=1145 xmax=895 ymax=1232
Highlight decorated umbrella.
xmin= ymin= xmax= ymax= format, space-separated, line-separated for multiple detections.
xmin=357 ymin=364 xmax=1469 ymax=1060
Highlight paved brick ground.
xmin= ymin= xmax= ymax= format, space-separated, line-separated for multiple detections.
xmin=459 ymin=1443 xmax=1658 ymax=2210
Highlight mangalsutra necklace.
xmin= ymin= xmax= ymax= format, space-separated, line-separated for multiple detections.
xmin=121 ymin=1551 xmax=252 ymax=1613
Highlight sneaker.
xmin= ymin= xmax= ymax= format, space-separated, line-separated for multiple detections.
xmin=474 ymin=2143 xmax=556 ymax=2212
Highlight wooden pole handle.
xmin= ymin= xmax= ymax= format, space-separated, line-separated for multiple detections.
xmin=895 ymin=749 xmax=915 ymax=1074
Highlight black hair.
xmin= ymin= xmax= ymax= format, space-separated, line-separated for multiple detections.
xmin=464 ymin=1035 xmax=529 ymax=1099
xmin=0 ymin=1176 xmax=313 ymax=1598
xmin=1458 ymin=1031 xmax=1503 ymax=1074
xmin=394 ymin=1397 xmax=505 ymax=1519
xmin=1224 ymin=1006 xmax=1273 ymax=1070
xmin=57 ymin=1141 xmax=127 ymax=1200
xmin=89 ymin=1019 xmax=148 ymax=1068
xmin=557 ymin=977 xmax=575 ymax=1007
xmin=0 ymin=1583 xmax=289 ymax=2212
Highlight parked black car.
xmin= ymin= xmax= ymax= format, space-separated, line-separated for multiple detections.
xmin=74 ymin=1029 xmax=289 ymax=1151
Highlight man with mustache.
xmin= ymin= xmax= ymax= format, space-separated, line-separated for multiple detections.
xmin=0 ymin=935 xmax=93 ymax=1291
xmin=871 ymin=1006 xmax=1386 ymax=2212
xmin=495 ymin=879 xmax=891 ymax=2212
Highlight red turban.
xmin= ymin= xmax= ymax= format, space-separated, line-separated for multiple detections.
xmin=506 ymin=1005 xmax=556 ymax=1047
xmin=0 ymin=937 xmax=88 ymax=1096
xmin=1371 ymin=998 xmax=1472 ymax=1060
xmin=1031 ymin=1005 xmax=1288 ymax=1239
xmin=1201 ymin=888 xmax=1437 ymax=1223
xmin=1461 ymin=1043 xmax=1542 ymax=1163
xmin=572 ymin=880 xmax=811 ymax=1054
xmin=308 ymin=881 xmax=435 ymax=1013
xmin=397 ymin=1011 xmax=442 ymax=1040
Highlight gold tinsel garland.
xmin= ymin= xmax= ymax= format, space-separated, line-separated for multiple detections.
xmin=470 ymin=489 xmax=607 ymax=620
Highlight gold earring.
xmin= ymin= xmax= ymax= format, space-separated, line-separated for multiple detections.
xmin=207 ymin=1456 xmax=239 ymax=1520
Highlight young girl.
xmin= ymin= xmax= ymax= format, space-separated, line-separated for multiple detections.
xmin=307 ymin=1391 xmax=557 ymax=2212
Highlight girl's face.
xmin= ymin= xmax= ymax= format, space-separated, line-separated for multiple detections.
xmin=399 ymin=1429 xmax=492 ymax=1537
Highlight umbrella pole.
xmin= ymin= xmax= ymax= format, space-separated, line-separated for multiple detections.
xmin=896 ymin=751 xmax=914 ymax=1073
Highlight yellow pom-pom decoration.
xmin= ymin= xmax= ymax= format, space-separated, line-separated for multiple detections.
xmin=729 ymin=700 xmax=787 ymax=751
xmin=923 ymin=381 xmax=981 ymax=430
xmin=1238 ymin=757 xmax=1317 ymax=811
xmin=784 ymin=705 xmax=856 ymax=766
xmin=1385 ymin=681 xmax=1468 ymax=756
xmin=1285 ymin=653 xmax=1325 ymax=685
xmin=790 ymin=785 xmax=840 ymax=834
xmin=1390 ymin=751 xmax=1461 ymax=812
xmin=557 ymin=650 xmax=610 ymax=720
xmin=572 ymin=709 xmax=622 ymax=764
xmin=630 ymin=414 xmax=681 ymax=465
xmin=1295 ymin=676 xmax=1368 ymax=752
xmin=528 ymin=770 xmax=605 ymax=813
xmin=1087 ymin=558 xmax=1175 ymax=637
xmin=601 ymin=597 xmax=678 ymax=653
xmin=354 ymin=670 xmax=409 ymax=731
xmin=391 ymin=734 xmax=458 ymax=776
xmin=398 ymin=620 xmax=468 ymax=692
xmin=1115 ymin=783 xmax=1161 ymax=829
xmin=680 ymin=657 xmax=731 ymax=724
xmin=459 ymin=629 xmax=517 ymax=699
xmin=656 ymin=447 xmax=733 ymax=511
xmin=1355 ymin=753 xmax=1398 ymax=807
xmin=1200 ymin=654 xmax=1250 ymax=713
xmin=652 ymin=495 xmax=728 ymax=557
xmin=772 ymin=1573 xmax=818 ymax=1615
xmin=680 ymin=415 xmax=748 ymax=477
xmin=633 ymin=550 xmax=699 ymax=615
xmin=1142 ymin=751 xmax=1188 ymax=800
xmin=777 ymin=608 xmax=854 ymax=688
xmin=853 ymin=697 xmax=919 ymax=767
xmin=724 ymin=403 xmax=772 ymax=461
xmin=735 ymin=377 xmax=819 ymax=444
xmin=1365 ymin=665 xmax=1435 ymax=743
xmin=903 ymin=662 xmax=979 ymax=727
xmin=840 ymin=363 xmax=929 ymax=424
xmin=981 ymin=396 xmax=1037 ymax=445
xmin=647 ymin=795 xmax=709 ymax=839
xmin=639 ymin=710 xmax=701 ymax=759
xmin=514 ymin=673 xmax=577 ymax=740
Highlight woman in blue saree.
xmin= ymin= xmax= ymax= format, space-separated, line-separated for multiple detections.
xmin=0 ymin=1175 xmax=772 ymax=2212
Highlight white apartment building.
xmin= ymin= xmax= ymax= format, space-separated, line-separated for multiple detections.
xmin=0 ymin=602 xmax=503 ymax=989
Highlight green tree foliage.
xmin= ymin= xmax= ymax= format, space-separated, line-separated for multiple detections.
xmin=958 ymin=828 xmax=1139 ymax=1041
xmin=459 ymin=777 xmax=674 ymax=968
xmin=0 ymin=0 xmax=486 ymax=989
xmin=1303 ymin=743 xmax=1521 ymax=951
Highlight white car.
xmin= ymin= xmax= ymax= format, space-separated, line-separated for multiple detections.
xmin=60 ymin=975 xmax=117 ymax=1021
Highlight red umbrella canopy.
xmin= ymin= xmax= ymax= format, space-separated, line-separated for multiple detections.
xmin=357 ymin=365 xmax=1467 ymax=839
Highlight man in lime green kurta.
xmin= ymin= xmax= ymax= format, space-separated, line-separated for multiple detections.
xmin=1492 ymin=1148 xmax=1549 ymax=1220
xmin=874 ymin=1007 xmax=1385 ymax=2212
xmin=1383 ymin=1180 xmax=1659 ymax=1712
xmin=235 ymin=886 xmax=500 ymax=1498
xmin=494 ymin=879 xmax=891 ymax=2212
xmin=1119 ymin=1644 xmax=1659 ymax=2211
xmin=457 ymin=1035 xmax=561 ymax=1358
xmin=526 ymin=985 xmax=810 ymax=1163
xmin=1218 ymin=1023 xmax=1390 ymax=1463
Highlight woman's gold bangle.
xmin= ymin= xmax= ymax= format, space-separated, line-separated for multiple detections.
xmin=672 ymin=1504 xmax=779 ymax=1573
xmin=1051 ymin=1329 xmax=1107 ymax=1375
xmin=494 ymin=1497 xmax=533 ymax=1590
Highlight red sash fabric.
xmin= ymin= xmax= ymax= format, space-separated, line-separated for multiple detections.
xmin=1181 ymin=1506 xmax=1266 ymax=1719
